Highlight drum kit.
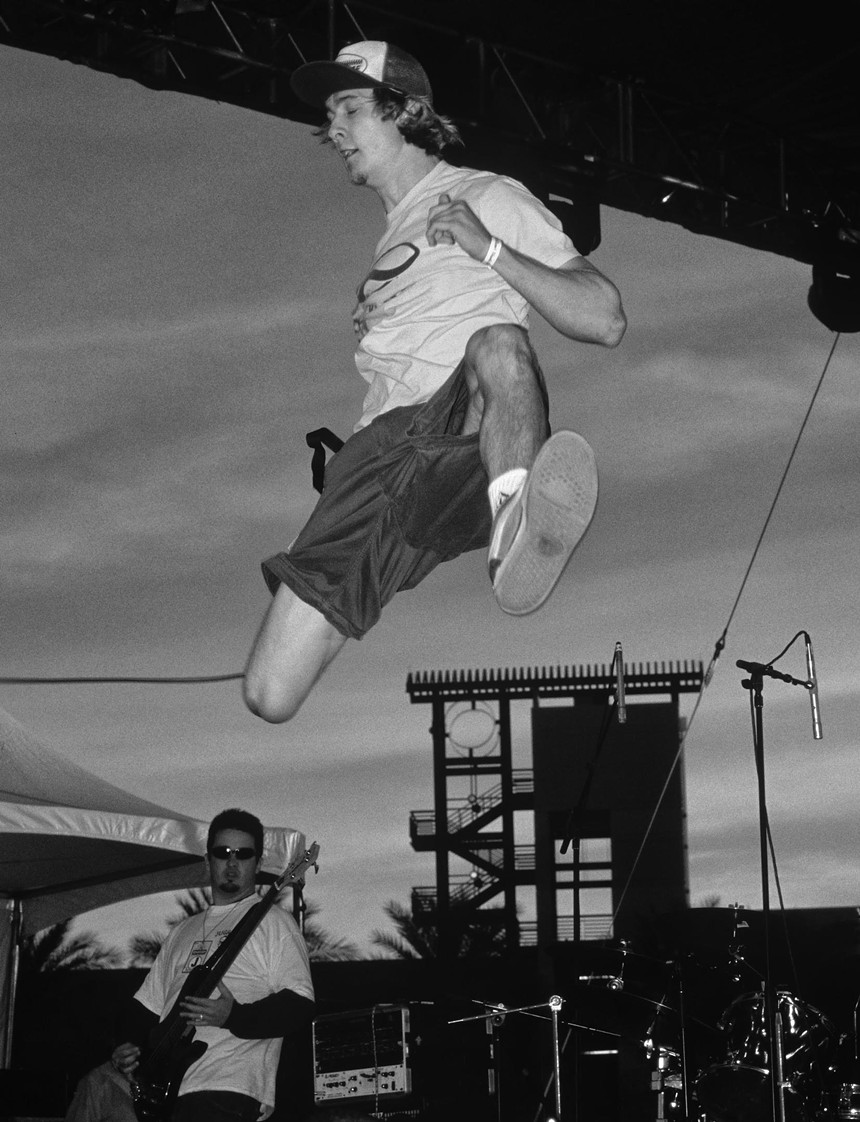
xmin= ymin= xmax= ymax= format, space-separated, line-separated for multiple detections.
xmin=565 ymin=927 xmax=860 ymax=1122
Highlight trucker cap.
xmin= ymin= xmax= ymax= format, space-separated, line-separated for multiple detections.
xmin=290 ymin=41 xmax=433 ymax=108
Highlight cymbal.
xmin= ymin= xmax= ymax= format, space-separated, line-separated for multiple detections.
xmin=568 ymin=982 xmax=721 ymax=1042
xmin=571 ymin=981 xmax=676 ymax=1016
xmin=560 ymin=985 xmax=676 ymax=1048
xmin=572 ymin=945 xmax=677 ymax=995
xmin=576 ymin=941 xmax=672 ymax=969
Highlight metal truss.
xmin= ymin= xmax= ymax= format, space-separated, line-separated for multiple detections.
xmin=3 ymin=0 xmax=859 ymax=279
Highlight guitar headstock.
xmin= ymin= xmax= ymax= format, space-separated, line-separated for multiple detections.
xmin=280 ymin=841 xmax=320 ymax=888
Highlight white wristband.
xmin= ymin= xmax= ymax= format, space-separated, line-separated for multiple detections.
xmin=482 ymin=236 xmax=503 ymax=268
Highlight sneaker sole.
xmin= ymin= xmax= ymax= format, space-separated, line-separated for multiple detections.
xmin=492 ymin=431 xmax=598 ymax=616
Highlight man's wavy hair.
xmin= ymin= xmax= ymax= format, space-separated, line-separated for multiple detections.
xmin=316 ymin=88 xmax=461 ymax=156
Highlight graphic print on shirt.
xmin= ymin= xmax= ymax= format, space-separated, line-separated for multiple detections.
xmin=353 ymin=241 xmax=420 ymax=336
xmin=182 ymin=929 xmax=229 ymax=973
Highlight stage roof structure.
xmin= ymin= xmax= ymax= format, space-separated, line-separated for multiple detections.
xmin=2 ymin=0 xmax=859 ymax=313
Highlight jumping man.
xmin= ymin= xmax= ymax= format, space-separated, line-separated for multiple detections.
xmin=244 ymin=41 xmax=626 ymax=723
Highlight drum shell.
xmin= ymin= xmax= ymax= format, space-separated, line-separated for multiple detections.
xmin=695 ymin=991 xmax=836 ymax=1122
xmin=837 ymin=1082 xmax=860 ymax=1121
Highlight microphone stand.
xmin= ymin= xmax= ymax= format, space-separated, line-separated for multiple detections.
xmin=558 ymin=645 xmax=623 ymax=1122
xmin=449 ymin=995 xmax=574 ymax=1121
xmin=736 ymin=658 xmax=808 ymax=1122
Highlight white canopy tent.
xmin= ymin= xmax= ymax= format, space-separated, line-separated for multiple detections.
xmin=0 ymin=703 xmax=307 ymax=1065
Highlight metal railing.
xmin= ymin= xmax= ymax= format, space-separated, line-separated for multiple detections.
xmin=410 ymin=769 xmax=534 ymax=839
xmin=519 ymin=915 xmax=614 ymax=945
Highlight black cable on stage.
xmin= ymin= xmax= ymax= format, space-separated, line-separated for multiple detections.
xmin=611 ymin=332 xmax=841 ymax=925
xmin=702 ymin=331 xmax=841 ymax=689
xmin=0 ymin=335 xmax=843 ymax=711
xmin=0 ymin=672 xmax=243 ymax=685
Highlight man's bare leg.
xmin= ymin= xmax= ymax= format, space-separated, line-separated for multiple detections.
xmin=461 ymin=323 xmax=548 ymax=476
xmin=463 ymin=323 xmax=599 ymax=616
xmin=243 ymin=584 xmax=348 ymax=723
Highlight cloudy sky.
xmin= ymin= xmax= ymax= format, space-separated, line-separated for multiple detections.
xmin=2 ymin=45 xmax=858 ymax=958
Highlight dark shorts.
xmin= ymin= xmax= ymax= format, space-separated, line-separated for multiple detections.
xmin=262 ymin=362 xmax=491 ymax=640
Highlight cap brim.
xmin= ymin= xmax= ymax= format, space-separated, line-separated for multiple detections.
xmin=290 ymin=61 xmax=385 ymax=109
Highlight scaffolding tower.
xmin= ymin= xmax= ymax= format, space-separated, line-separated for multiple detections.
xmin=406 ymin=660 xmax=704 ymax=959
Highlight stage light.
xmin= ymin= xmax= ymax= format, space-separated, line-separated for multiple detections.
xmin=548 ymin=187 xmax=601 ymax=255
xmin=808 ymin=265 xmax=860 ymax=332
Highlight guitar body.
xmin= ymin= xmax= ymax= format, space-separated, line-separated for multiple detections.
xmin=131 ymin=1036 xmax=207 ymax=1122
xmin=132 ymin=964 xmax=213 ymax=1122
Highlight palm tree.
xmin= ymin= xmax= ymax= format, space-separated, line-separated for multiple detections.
xmin=170 ymin=888 xmax=212 ymax=919
xmin=370 ymin=901 xmax=435 ymax=959
xmin=128 ymin=891 xmax=361 ymax=965
xmin=21 ymin=919 xmax=122 ymax=973
xmin=128 ymin=932 xmax=165 ymax=967
xmin=128 ymin=888 xmax=212 ymax=966
xmin=371 ymin=899 xmax=512 ymax=959
xmin=301 ymin=900 xmax=361 ymax=961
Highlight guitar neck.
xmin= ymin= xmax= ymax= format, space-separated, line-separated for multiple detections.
xmin=198 ymin=888 xmax=276 ymax=988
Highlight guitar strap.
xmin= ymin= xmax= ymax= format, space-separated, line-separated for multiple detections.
xmin=305 ymin=427 xmax=344 ymax=493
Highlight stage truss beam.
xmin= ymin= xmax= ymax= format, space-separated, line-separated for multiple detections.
xmin=2 ymin=0 xmax=859 ymax=279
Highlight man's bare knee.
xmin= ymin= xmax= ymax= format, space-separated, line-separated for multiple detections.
xmin=243 ymin=586 xmax=348 ymax=724
xmin=464 ymin=323 xmax=530 ymax=370
xmin=242 ymin=677 xmax=304 ymax=724
xmin=464 ymin=325 xmax=541 ymax=398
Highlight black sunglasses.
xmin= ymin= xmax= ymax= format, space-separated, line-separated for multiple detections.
xmin=209 ymin=846 xmax=257 ymax=861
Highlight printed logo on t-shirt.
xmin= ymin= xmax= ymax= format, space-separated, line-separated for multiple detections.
xmin=182 ymin=930 xmax=229 ymax=973
xmin=356 ymin=241 xmax=420 ymax=313
xmin=184 ymin=939 xmax=211 ymax=972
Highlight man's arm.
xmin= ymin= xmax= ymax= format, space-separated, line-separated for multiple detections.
xmin=492 ymin=249 xmax=624 ymax=345
xmin=180 ymin=980 xmax=315 ymax=1038
xmin=426 ymin=195 xmax=626 ymax=346
xmin=225 ymin=989 xmax=315 ymax=1039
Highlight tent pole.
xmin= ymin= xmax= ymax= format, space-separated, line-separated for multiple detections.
xmin=3 ymin=899 xmax=22 ymax=1068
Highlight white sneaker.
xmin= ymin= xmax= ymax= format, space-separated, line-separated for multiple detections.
xmin=488 ymin=431 xmax=598 ymax=616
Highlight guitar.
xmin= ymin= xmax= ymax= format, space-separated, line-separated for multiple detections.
xmin=131 ymin=841 xmax=320 ymax=1122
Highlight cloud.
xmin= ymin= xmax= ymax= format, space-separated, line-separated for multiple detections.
xmin=4 ymin=46 xmax=858 ymax=965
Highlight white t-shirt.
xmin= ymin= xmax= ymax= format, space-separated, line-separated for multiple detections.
xmin=135 ymin=894 xmax=314 ymax=1118
xmin=353 ymin=160 xmax=578 ymax=429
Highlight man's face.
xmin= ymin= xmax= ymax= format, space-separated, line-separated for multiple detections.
xmin=324 ymin=88 xmax=403 ymax=187
xmin=207 ymin=828 xmax=261 ymax=904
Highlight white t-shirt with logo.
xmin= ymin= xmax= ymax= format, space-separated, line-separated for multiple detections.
xmin=352 ymin=160 xmax=578 ymax=430
xmin=135 ymin=894 xmax=314 ymax=1118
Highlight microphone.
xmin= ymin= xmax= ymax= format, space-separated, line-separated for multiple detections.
xmin=615 ymin=641 xmax=626 ymax=724
xmin=804 ymin=632 xmax=823 ymax=740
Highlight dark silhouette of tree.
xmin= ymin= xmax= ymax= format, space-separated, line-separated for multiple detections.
xmin=371 ymin=900 xmax=512 ymax=959
xmin=371 ymin=901 xmax=434 ymax=959
xmin=128 ymin=888 xmax=212 ymax=967
xmin=128 ymin=932 xmax=164 ymax=967
xmin=21 ymin=919 xmax=122 ymax=973
xmin=302 ymin=900 xmax=360 ymax=961
xmin=170 ymin=888 xmax=211 ymax=919
xmin=128 ymin=890 xmax=360 ymax=965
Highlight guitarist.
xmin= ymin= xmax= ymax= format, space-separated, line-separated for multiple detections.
xmin=111 ymin=808 xmax=315 ymax=1122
